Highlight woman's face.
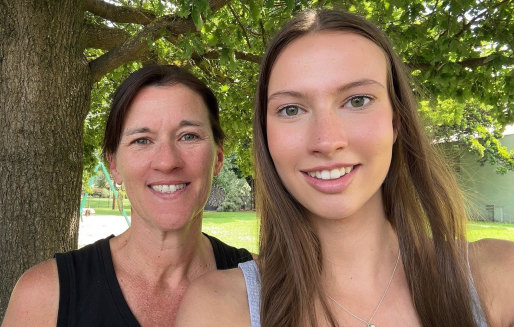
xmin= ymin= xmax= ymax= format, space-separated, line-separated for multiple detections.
xmin=109 ymin=84 xmax=223 ymax=231
xmin=266 ymin=31 xmax=396 ymax=221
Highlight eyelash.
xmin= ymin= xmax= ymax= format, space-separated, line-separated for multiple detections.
xmin=132 ymin=138 xmax=150 ymax=145
xmin=343 ymin=95 xmax=374 ymax=108
xmin=275 ymin=95 xmax=374 ymax=117
xmin=180 ymin=133 xmax=199 ymax=141
xmin=276 ymin=104 xmax=305 ymax=117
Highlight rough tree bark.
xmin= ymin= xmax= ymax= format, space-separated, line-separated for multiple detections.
xmin=0 ymin=1 xmax=91 ymax=319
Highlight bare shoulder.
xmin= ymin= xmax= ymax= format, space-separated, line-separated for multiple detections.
xmin=1 ymin=259 xmax=59 ymax=327
xmin=469 ymin=238 xmax=514 ymax=326
xmin=175 ymin=267 xmax=250 ymax=327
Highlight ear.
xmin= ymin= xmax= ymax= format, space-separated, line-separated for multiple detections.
xmin=107 ymin=153 xmax=123 ymax=185
xmin=392 ymin=113 xmax=399 ymax=144
xmin=213 ymin=145 xmax=224 ymax=177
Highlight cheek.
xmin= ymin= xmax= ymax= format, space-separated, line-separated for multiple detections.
xmin=190 ymin=146 xmax=217 ymax=177
xmin=267 ymin=122 xmax=295 ymax=168
xmin=353 ymin=111 xmax=395 ymax=150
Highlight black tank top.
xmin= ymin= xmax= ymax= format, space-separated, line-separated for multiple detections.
xmin=54 ymin=234 xmax=252 ymax=326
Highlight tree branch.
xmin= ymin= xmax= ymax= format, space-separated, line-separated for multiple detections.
xmin=196 ymin=50 xmax=261 ymax=64
xmin=228 ymin=4 xmax=252 ymax=49
xmin=454 ymin=0 xmax=510 ymax=39
xmin=83 ymin=22 xmax=131 ymax=50
xmin=84 ymin=0 xmax=156 ymax=25
xmin=88 ymin=17 xmax=166 ymax=82
xmin=88 ymin=0 xmax=232 ymax=82
xmin=409 ymin=54 xmax=513 ymax=71
xmin=454 ymin=8 xmax=489 ymax=39
xmin=259 ymin=19 xmax=267 ymax=48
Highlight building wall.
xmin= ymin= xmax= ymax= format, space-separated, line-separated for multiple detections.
xmin=456 ymin=134 xmax=514 ymax=222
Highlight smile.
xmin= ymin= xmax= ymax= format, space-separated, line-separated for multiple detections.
xmin=150 ymin=184 xmax=186 ymax=193
xmin=306 ymin=166 xmax=353 ymax=180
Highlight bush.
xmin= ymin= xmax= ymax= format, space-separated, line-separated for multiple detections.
xmin=213 ymin=154 xmax=252 ymax=212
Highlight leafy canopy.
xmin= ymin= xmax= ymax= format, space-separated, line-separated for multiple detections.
xmin=83 ymin=0 xmax=513 ymax=181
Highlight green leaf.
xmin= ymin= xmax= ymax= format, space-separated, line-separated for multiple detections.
xmin=285 ymin=0 xmax=295 ymax=11
xmin=249 ymin=0 xmax=262 ymax=22
xmin=192 ymin=4 xmax=204 ymax=31
xmin=264 ymin=0 xmax=274 ymax=8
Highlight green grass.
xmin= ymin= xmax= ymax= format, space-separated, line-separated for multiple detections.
xmin=466 ymin=221 xmax=514 ymax=242
xmin=83 ymin=197 xmax=131 ymax=216
xmin=83 ymin=197 xmax=513 ymax=252
xmin=202 ymin=211 xmax=259 ymax=253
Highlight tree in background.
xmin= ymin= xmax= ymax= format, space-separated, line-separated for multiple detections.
xmin=0 ymin=0 xmax=512 ymax=318
xmin=213 ymin=153 xmax=253 ymax=211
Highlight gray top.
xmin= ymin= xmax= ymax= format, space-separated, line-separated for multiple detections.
xmin=467 ymin=243 xmax=489 ymax=326
xmin=240 ymin=254 xmax=488 ymax=326
xmin=238 ymin=260 xmax=261 ymax=327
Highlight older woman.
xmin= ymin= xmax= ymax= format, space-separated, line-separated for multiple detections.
xmin=2 ymin=65 xmax=252 ymax=326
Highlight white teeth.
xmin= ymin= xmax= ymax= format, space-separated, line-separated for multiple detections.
xmin=330 ymin=168 xmax=341 ymax=179
xmin=307 ymin=166 xmax=353 ymax=180
xmin=321 ymin=170 xmax=330 ymax=180
xmin=151 ymin=184 xmax=186 ymax=194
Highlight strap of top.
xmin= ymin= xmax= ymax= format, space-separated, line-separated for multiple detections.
xmin=466 ymin=242 xmax=489 ymax=327
xmin=238 ymin=260 xmax=261 ymax=327
xmin=204 ymin=233 xmax=253 ymax=269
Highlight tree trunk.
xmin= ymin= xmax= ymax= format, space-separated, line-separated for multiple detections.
xmin=0 ymin=1 xmax=90 ymax=319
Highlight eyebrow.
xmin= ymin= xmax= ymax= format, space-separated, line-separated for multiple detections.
xmin=268 ymin=79 xmax=386 ymax=101
xmin=123 ymin=120 xmax=204 ymax=136
xmin=179 ymin=119 xmax=203 ymax=127
xmin=124 ymin=127 xmax=150 ymax=136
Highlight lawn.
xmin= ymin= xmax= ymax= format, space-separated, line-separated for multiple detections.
xmin=83 ymin=198 xmax=513 ymax=252
xmin=466 ymin=221 xmax=514 ymax=242
xmin=83 ymin=197 xmax=132 ymax=216
xmin=202 ymin=211 xmax=259 ymax=254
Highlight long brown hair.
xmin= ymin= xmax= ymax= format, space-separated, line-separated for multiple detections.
xmin=254 ymin=9 xmax=483 ymax=327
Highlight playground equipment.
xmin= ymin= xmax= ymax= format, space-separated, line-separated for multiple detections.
xmin=80 ymin=162 xmax=130 ymax=226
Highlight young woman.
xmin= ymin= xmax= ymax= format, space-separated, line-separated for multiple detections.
xmin=176 ymin=10 xmax=514 ymax=327
xmin=2 ymin=65 xmax=252 ymax=326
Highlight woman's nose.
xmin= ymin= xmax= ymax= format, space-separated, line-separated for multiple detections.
xmin=151 ymin=141 xmax=184 ymax=172
xmin=307 ymin=110 xmax=348 ymax=157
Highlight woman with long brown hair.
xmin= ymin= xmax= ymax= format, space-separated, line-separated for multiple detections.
xmin=176 ymin=9 xmax=514 ymax=327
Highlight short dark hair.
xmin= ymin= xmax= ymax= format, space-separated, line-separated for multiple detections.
xmin=102 ymin=64 xmax=224 ymax=158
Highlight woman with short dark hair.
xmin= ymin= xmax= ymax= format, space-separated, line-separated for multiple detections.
xmin=3 ymin=65 xmax=252 ymax=326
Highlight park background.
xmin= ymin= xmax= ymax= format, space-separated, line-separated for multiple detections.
xmin=1 ymin=0 xmax=513 ymax=320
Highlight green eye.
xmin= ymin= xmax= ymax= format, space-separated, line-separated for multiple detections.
xmin=351 ymin=97 xmax=364 ymax=107
xmin=283 ymin=105 xmax=300 ymax=116
xmin=347 ymin=96 xmax=371 ymax=108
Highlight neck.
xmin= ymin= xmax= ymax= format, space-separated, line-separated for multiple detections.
xmin=110 ymin=214 xmax=214 ymax=286
xmin=313 ymin=195 xmax=400 ymax=287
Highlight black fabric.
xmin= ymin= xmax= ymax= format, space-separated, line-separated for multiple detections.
xmin=55 ymin=235 xmax=139 ymax=327
xmin=54 ymin=234 xmax=252 ymax=327
xmin=204 ymin=233 xmax=253 ymax=269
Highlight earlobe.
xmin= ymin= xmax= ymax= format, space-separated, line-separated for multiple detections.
xmin=107 ymin=153 xmax=123 ymax=185
xmin=214 ymin=146 xmax=224 ymax=177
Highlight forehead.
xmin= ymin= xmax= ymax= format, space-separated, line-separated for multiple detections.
xmin=124 ymin=84 xmax=209 ymax=125
xmin=268 ymin=31 xmax=388 ymax=94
